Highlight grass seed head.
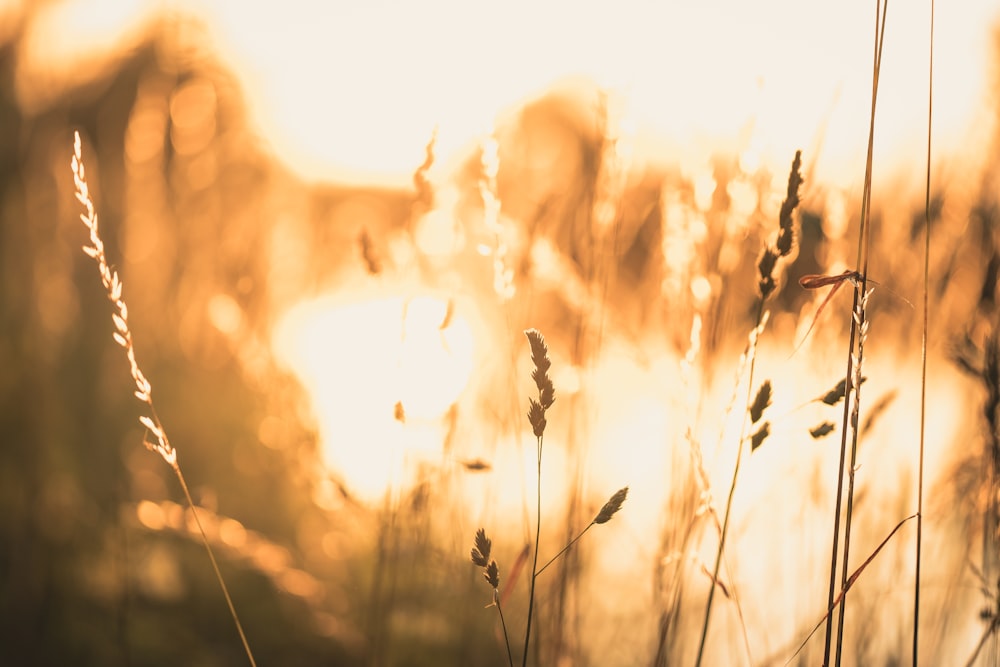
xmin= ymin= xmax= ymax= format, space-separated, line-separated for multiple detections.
xmin=749 ymin=380 xmax=772 ymax=424
xmin=524 ymin=329 xmax=555 ymax=435
xmin=757 ymin=150 xmax=803 ymax=299
xmin=73 ymin=131 xmax=176 ymax=468
xmin=750 ymin=422 xmax=771 ymax=452
xmin=525 ymin=328 xmax=555 ymax=409
xmin=471 ymin=528 xmax=492 ymax=567
xmin=527 ymin=398 xmax=547 ymax=438
xmin=820 ymin=376 xmax=867 ymax=405
xmin=810 ymin=422 xmax=836 ymax=439
xmin=484 ymin=560 xmax=500 ymax=589
xmin=532 ymin=368 xmax=555 ymax=410
xmin=757 ymin=248 xmax=779 ymax=299
xmin=595 ymin=486 xmax=628 ymax=524
xmin=777 ymin=150 xmax=803 ymax=257
xmin=524 ymin=328 xmax=551 ymax=374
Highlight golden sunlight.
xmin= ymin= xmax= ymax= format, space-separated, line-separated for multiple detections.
xmin=18 ymin=0 xmax=995 ymax=187
xmin=198 ymin=0 xmax=992 ymax=188
xmin=13 ymin=0 xmax=1000 ymax=663
xmin=274 ymin=291 xmax=475 ymax=502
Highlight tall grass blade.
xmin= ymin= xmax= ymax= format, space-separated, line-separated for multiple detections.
xmin=914 ymin=0 xmax=934 ymax=663
xmin=823 ymin=3 xmax=888 ymax=665
xmin=787 ymin=514 xmax=916 ymax=665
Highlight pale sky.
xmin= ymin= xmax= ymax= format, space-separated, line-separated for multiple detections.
xmin=15 ymin=0 xmax=999 ymax=189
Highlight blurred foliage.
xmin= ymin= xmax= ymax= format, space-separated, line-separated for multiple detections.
xmin=2 ymin=2 xmax=1000 ymax=666
xmin=0 ymin=6 xmax=506 ymax=666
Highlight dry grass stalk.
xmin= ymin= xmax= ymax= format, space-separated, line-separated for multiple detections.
xmin=914 ymin=3 xmax=935 ymax=659
xmin=594 ymin=486 xmax=628 ymax=525
xmin=534 ymin=487 xmax=629 ymax=577
xmin=522 ymin=328 xmax=552 ymax=667
xmin=786 ymin=513 xmax=918 ymax=666
xmin=695 ymin=150 xmax=803 ymax=666
xmin=470 ymin=528 xmax=513 ymax=667
xmin=825 ymin=6 xmax=890 ymax=663
xmin=72 ymin=131 xmax=257 ymax=667
xmin=833 ymin=285 xmax=872 ymax=659
xmin=758 ymin=150 xmax=801 ymax=299
xmin=654 ymin=314 xmax=714 ymax=665
xmin=471 ymin=329 xmax=626 ymax=666
xmin=820 ymin=377 xmax=866 ymax=406
xmin=73 ymin=133 xmax=174 ymax=469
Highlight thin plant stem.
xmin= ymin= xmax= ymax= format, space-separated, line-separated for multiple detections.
xmin=533 ymin=485 xmax=628 ymax=587
xmin=695 ymin=301 xmax=767 ymax=666
xmin=522 ymin=435 xmax=543 ymax=667
xmin=786 ymin=514 xmax=917 ymax=666
xmin=723 ymin=549 xmax=754 ymax=665
xmin=495 ymin=596 xmax=515 ymax=667
xmin=915 ymin=0 xmax=934 ymax=663
xmin=695 ymin=150 xmax=800 ymax=665
xmin=72 ymin=131 xmax=257 ymax=667
xmin=833 ymin=291 xmax=867 ymax=667
xmin=519 ymin=329 xmax=556 ymax=667
xmin=172 ymin=462 xmax=257 ymax=667
xmin=535 ymin=523 xmax=594 ymax=577
xmin=472 ymin=529 xmax=515 ymax=667
xmin=826 ymin=4 xmax=888 ymax=665
xmin=823 ymin=312 xmax=861 ymax=665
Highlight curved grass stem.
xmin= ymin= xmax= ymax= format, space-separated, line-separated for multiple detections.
xmin=535 ymin=523 xmax=594 ymax=578
xmin=73 ymin=131 xmax=256 ymax=667
xmin=173 ymin=463 xmax=258 ymax=667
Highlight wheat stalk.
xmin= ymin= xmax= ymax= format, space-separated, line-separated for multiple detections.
xmin=72 ymin=131 xmax=257 ymax=667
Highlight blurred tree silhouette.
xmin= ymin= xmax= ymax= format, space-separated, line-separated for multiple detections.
xmin=0 ymin=7 xmax=377 ymax=666
xmin=0 ymin=4 xmax=518 ymax=664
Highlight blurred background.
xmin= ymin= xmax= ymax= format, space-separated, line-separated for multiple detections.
xmin=3 ymin=0 xmax=1000 ymax=665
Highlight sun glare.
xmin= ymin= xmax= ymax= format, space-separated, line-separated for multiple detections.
xmin=273 ymin=291 xmax=475 ymax=503
xmin=17 ymin=0 xmax=1000 ymax=662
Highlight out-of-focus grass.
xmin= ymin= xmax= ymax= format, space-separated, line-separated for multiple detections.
xmin=2 ymin=3 xmax=1000 ymax=666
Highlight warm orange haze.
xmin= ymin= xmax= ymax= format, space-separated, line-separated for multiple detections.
xmin=3 ymin=0 xmax=1000 ymax=665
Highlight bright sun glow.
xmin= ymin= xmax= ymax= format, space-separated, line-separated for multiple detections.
xmin=274 ymin=291 xmax=475 ymax=502
xmin=20 ymin=1 xmax=1000 ymax=660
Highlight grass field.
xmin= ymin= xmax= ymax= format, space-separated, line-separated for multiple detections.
xmin=2 ymin=2 xmax=1000 ymax=665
